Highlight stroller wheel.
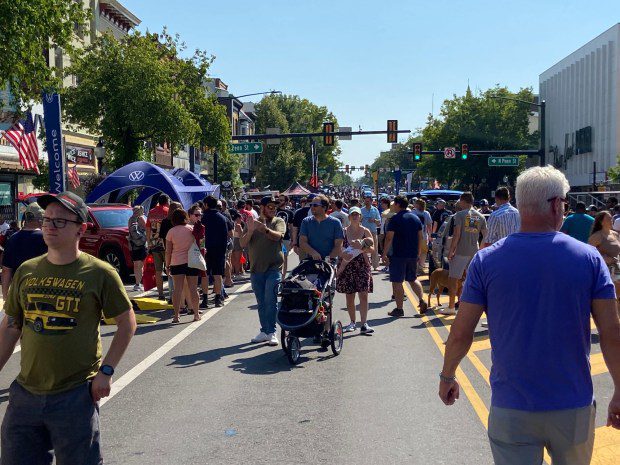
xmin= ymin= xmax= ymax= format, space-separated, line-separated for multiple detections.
xmin=280 ymin=329 xmax=289 ymax=354
xmin=330 ymin=321 xmax=343 ymax=356
xmin=286 ymin=336 xmax=301 ymax=365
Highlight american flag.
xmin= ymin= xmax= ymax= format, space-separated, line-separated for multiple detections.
xmin=2 ymin=112 xmax=40 ymax=174
xmin=68 ymin=164 xmax=81 ymax=189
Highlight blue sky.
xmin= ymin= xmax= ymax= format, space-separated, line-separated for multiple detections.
xmin=121 ymin=0 xmax=618 ymax=173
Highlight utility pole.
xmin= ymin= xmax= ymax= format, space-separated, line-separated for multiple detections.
xmin=540 ymin=100 xmax=546 ymax=166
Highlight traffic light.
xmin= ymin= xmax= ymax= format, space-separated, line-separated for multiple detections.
xmin=365 ymin=164 xmax=370 ymax=173
xmin=413 ymin=143 xmax=422 ymax=161
xmin=345 ymin=164 xmax=349 ymax=173
xmin=461 ymin=143 xmax=469 ymax=160
xmin=323 ymin=122 xmax=334 ymax=146
xmin=387 ymin=120 xmax=398 ymax=143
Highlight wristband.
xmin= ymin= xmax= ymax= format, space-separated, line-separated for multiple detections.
xmin=439 ymin=373 xmax=456 ymax=383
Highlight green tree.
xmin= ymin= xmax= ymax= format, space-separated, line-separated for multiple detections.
xmin=32 ymin=160 xmax=50 ymax=191
xmin=416 ymin=86 xmax=537 ymax=194
xmin=254 ymin=94 xmax=341 ymax=188
xmin=63 ymin=30 xmax=229 ymax=170
xmin=253 ymin=97 xmax=304 ymax=190
xmin=0 ymin=0 xmax=89 ymax=110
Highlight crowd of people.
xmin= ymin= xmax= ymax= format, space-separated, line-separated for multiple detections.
xmin=0 ymin=168 xmax=619 ymax=464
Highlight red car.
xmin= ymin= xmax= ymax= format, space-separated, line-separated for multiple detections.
xmin=80 ymin=203 xmax=135 ymax=280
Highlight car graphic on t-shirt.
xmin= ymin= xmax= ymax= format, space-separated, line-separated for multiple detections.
xmin=24 ymin=301 xmax=77 ymax=333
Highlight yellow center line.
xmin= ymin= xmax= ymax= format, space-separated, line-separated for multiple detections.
xmin=403 ymin=284 xmax=489 ymax=428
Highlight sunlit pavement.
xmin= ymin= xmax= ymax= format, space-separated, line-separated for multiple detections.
xmin=0 ymin=258 xmax=617 ymax=464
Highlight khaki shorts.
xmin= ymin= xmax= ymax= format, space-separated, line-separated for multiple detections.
xmin=151 ymin=250 xmax=165 ymax=272
xmin=448 ymin=255 xmax=472 ymax=279
xmin=488 ymin=404 xmax=595 ymax=465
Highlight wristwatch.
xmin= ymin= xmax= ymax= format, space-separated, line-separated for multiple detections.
xmin=100 ymin=364 xmax=115 ymax=376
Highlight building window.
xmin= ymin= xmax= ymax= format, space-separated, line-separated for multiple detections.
xmin=54 ymin=47 xmax=63 ymax=71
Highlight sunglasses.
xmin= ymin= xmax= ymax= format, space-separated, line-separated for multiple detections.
xmin=547 ymin=196 xmax=568 ymax=207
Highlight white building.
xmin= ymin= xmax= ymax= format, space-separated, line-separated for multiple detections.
xmin=539 ymin=23 xmax=620 ymax=189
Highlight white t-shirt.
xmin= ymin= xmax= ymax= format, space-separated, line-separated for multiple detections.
xmin=613 ymin=217 xmax=620 ymax=233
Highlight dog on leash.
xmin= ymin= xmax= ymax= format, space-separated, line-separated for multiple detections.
xmin=428 ymin=268 xmax=462 ymax=308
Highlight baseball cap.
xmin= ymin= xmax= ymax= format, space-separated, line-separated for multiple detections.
xmin=24 ymin=202 xmax=44 ymax=221
xmin=37 ymin=191 xmax=89 ymax=223
xmin=307 ymin=193 xmax=317 ymax=200
xmin=436 ymin=198 xmax=446 ymax=204
xmin=260 ymin=195 xmax=277 ymax=206
xmin=348 ymin=206 xmax=362 ymax=216
xmin=480 ymin=199 xmax=489 ymax=206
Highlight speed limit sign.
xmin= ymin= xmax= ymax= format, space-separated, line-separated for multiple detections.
xmin=444 ymin=147 xmax=456 ymax=159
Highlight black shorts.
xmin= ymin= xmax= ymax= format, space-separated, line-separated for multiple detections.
xmin=169 ymin=264 xmax=200 ymax=276
xmin=206 ymin=248 xmax=226 ymax=276
xmin=130 ymin=246 xmax=147 ymax=262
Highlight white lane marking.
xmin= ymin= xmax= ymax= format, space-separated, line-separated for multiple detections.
xmin=100 ymin=281 xmax=253 ymax=407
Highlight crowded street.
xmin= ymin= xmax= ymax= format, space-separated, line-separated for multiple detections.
xmin=0 ymin=252 xmax=616 ymax=464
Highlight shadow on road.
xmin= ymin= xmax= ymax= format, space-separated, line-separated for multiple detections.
xmin=228 ymin=349 xmax=302 ymax=374
xmin=168 ymin=342 xmax=262 ymax=368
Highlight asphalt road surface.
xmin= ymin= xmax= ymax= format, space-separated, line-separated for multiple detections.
xmin=0 ymin=255 xmax=618 ymax=464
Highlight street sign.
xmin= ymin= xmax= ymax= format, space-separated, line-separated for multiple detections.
xmin=266 ymin=127 xmax=281 ymax=145
xmin=229 ymin=142 xmax=263 ymax=154
xmin=337 ymin=126 xmax=352 ymax=140
xmin=444 ymin=147 xmax=456 ymax=159
xmin=488 ymin=156 xmax=519 ymax=167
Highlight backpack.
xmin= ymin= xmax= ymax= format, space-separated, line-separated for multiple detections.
xmin=128 ymin=216 xmax=147 ymax=248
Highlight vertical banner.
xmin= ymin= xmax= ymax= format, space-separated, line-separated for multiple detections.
xmin=310 ymin=139 xmax=318 ymax=188
xmin=406 ymin=172 xmax=413 ymax=192
xmin=42 ymin=93 xmax=65 ymax=193
xmin=393 ymin=169 xmax=402 ymax=194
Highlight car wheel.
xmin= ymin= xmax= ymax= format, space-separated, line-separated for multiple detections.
xmin=33 ymin=318 xmax=44 ymax=333
xmin=101 ymin=247 xmax=129 ymax=281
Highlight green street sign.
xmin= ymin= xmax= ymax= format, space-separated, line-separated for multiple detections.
xmin=229 ymin=142 xmax=263 ymax=154
xmin=488 ymin=156 xmax=519 ymax=167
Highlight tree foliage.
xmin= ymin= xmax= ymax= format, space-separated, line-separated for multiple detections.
xmin=62 ymin=30 xmax=230 ymax=170
xmin=254 ymin=94 xmax=341 ymax=189
xmin=417 ymin=86 xmax=538 ymax=193
xmin=0 ymin=0 xmax=89 ymax=111
xmin=32 ymin=159 xmax=50 ymax=191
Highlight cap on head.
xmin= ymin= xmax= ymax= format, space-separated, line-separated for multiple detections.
xmin=480 ymin=199 xmax=489 ymax=206
xmin=260 ymin=196 xmax=277 ymax=207
xmin=348 ymin=206 xmax=362 ymax=216
xmin=37 ymin=191 xmax=88 ymax=223
xmin=436 ymin=198 xmax=446 ymax=205
xmin=24 ymin=202 xmax=44 ymax=221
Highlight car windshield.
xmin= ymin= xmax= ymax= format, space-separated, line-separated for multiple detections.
xmin=91 ymin=209 xmax=133 ymax=228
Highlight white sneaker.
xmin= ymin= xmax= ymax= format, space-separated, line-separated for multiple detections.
xmin=439 ymin=307 xmax=457 ymax=316
xmin=251 ymin=332 xmax=270 ymax=343
xmin=267 ymin=333 xmax=279 ymax=346
xmin=343 ymin=322 xmax=357 ymax=333
xmin=132 ymin=284 xmax=141 ymax=292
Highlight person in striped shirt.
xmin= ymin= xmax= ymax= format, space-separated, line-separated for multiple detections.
xmin=483 ymin=187 xmax=520 ymax=247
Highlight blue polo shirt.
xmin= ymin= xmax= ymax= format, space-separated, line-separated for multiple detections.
xmin=360 ymin=205 xmax=381 ymax=231
xmin=561 ymin=213 xmax=594 ymax=243
xmin=461 ymin=232 xmax=615 ymax=411
xmin=299 ymin=215 xmax=344 ymax=258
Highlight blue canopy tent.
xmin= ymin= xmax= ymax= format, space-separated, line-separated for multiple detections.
xmin=86 ymin=161 xmax=219 ymax=209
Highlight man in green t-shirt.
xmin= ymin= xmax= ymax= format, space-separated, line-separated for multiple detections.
xmin=0 ymin=191 xmax=136 ymax=465
xmin=240 ymin=196 xmax=285 ymax=347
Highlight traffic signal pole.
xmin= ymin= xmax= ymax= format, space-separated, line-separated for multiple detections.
xmin=231 ymin=129 xmax=410 ymax=141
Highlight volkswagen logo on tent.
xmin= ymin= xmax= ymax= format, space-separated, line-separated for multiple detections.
xmin=128 ymin=171 xmax=145 ymax=182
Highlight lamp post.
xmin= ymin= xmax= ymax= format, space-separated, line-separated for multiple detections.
xmin=214 ymin=90 xmax=282 ymax=183
xmin=94 ymin=138 xmax=105 ymax=174
xmin=489 ymin=95 xmax=546 ymax=166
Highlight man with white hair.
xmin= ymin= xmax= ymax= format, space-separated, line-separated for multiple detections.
xmin=439 ymin=166 xmax=620 ymax=464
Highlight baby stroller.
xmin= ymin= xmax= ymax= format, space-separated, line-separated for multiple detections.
xmin=277 ymin=259 xmax=343 ymax=365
